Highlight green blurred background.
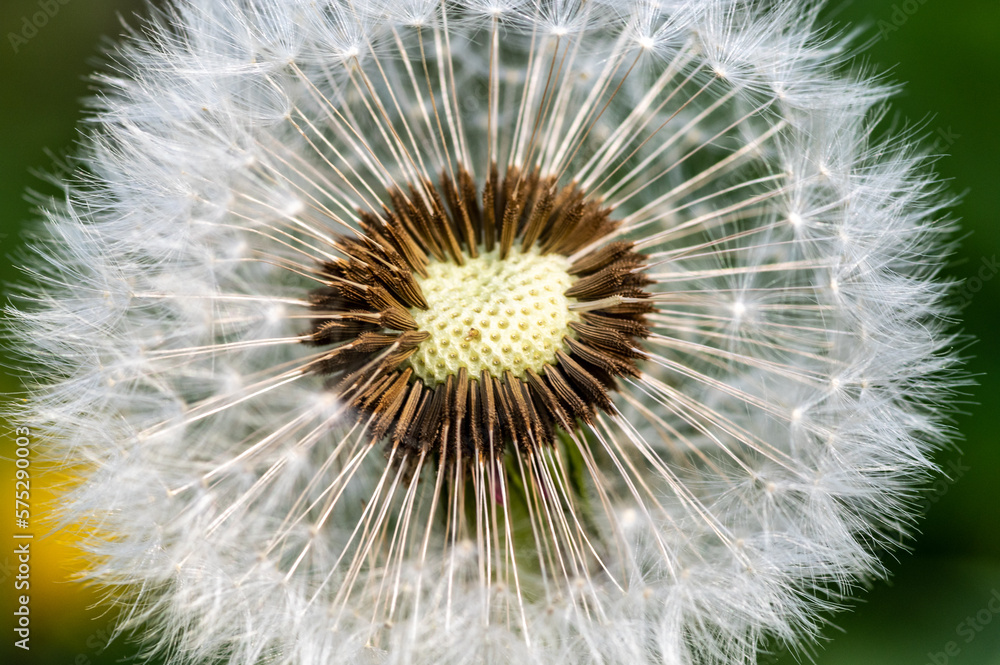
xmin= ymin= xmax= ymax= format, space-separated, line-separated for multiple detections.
xmin=0 ymin=1 xmax=997 ymax=663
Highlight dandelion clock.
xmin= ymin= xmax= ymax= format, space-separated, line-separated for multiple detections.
xmin=6 ymin=1 xmax=963 ymax=663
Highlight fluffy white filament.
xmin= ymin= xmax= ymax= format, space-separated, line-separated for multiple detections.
xmin=6 ymin=1 xmax=961 ymax=664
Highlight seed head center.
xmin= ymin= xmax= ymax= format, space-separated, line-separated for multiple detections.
xmin=308 ymin=165 xmax=651 ymax=461
xmin=407 ymin=248 xmax=580 ymax=384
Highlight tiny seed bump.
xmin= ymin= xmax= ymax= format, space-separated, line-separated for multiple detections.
xmin=520 ymin=307 xmax=530 ymax=315
xmin=529 ymin=289 xmax=538 ymax=296
xmin=498 ymin=320 xmax=509 ymax=329
xmin=533 ymin=302 xmax=543 ymax=310
xmin=519 ymin=321 xmax=529 ymax=330
xmin=511 ymin=333 xmax=521 ymax=341
xmin=505 ymin=308 xmax=515 ymax=316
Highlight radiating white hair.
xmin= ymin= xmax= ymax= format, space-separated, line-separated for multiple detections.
xmin=6 ymin=1 xmax=961 ymax=664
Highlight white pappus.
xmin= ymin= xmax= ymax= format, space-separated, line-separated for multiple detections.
xmin=5 ymin=1 xmax=963 ymax=664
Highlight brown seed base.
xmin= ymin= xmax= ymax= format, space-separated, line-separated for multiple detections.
xmin=306 ymin=163 xmax=652 ymax=472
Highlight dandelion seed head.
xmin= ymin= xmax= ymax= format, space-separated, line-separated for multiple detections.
xmin=5 ymin=0 xmax=963 ymax=664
